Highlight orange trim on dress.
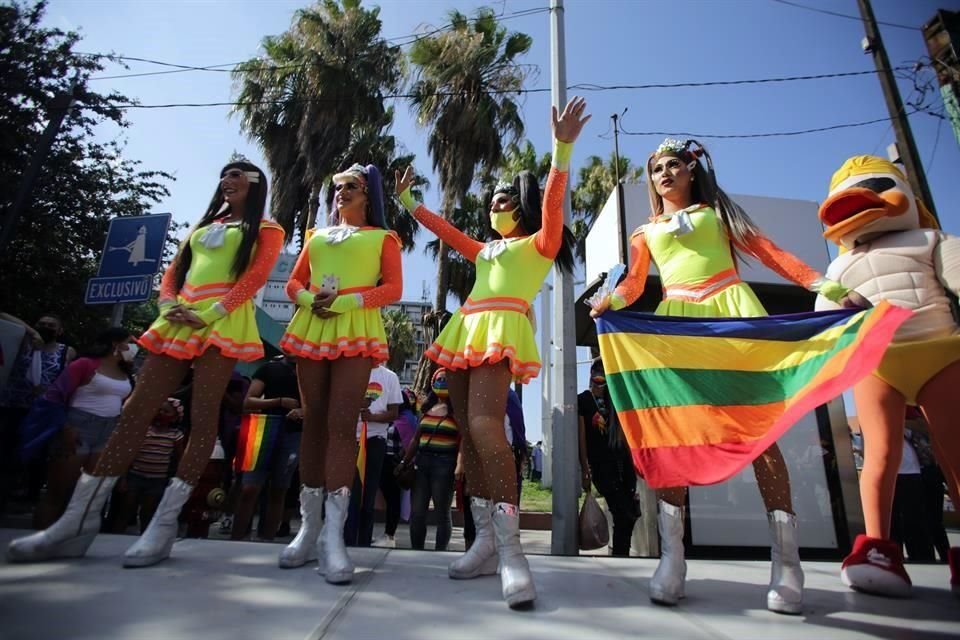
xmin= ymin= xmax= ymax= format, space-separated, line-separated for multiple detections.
xmin=662 ymin=268 xmax=741 ymax=302
xmin=425 ymin=341 xmax=542 ymax=383
xmin=139 ymin=328 xmax=264 ymax=362
xmin=460 ymin=296 xmax=530 ymax=315
xmin=278 ymin=333 xmax=389 ymax=363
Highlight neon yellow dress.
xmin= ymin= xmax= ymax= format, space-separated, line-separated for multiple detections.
xmin=280 ymin=226 xmax=402 ymax=363
xmin=399 ymin=141 xmax=572 ymax=383
xmin=612 ymin=206 xmax=848 ymax=316
xmin=140 ymin=220 xmax=285 ymax=362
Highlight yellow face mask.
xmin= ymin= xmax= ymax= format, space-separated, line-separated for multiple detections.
xmin=490 ymin=209 xmax=520 ymax=236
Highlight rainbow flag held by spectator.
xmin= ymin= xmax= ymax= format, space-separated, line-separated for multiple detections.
xmin=596 ymin=303 xmax=909 ymax=489
xmin=235 ymin=413 xmax=283 ymax=473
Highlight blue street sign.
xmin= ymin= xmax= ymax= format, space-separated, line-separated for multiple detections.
xmin=85 ymin=275 xmax=155 ymax=305
xmin=96 ymin=213 xmax=172 ymax=278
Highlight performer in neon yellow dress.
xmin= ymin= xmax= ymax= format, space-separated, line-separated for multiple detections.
xmin=9 ymin=161 xmax=284 ymax=568
xmin=395 ymin=97 xmax=590 ymax=609
xmin=591 ymin=139 xmax=870 ymax=613
xmin=277 ymin=163 xmax=402 ymax=584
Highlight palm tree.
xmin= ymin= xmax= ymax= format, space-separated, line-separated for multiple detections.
xmin=571 ymin=153 xmax=644 ymax=261
xmin=232 ymin=0 xmax=402 ymax=238
xmin=382 ymin=307 xmax=416 ymax=376
xmin=408 ymin=7 xmax=532 ymax=312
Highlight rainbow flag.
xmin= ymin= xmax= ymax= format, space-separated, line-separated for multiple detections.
xmin=596 ymin=303 xmax=909 ymax=488
xmin=235 ymin=414 xmax=283 ymax=473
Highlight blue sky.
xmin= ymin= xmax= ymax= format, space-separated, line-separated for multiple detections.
xmin=47 ymin=0 xmax=960 ymax=440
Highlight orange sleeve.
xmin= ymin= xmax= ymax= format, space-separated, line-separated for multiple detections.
xmin=412 ymin=204 xmax=483 ymax=263
xmin=734 ymin=232 xmax=821 ymax=289
xmin=285 ymin=239 xmax=315 ymax=307
xmin=533 ymin=167 xmax=568 ymax=260
xmin=360 ymin=232 xmax=404 ymax=309
xmin=158 ymin=257 xmax=180 ymax=308
xmin=217 ymin=224 xmax=285 ymax=314
xmin=611 ymin=231 xmax=651 ymax=308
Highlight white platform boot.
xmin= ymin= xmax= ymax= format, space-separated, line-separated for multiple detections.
xmin=449 ymin=497 xmax=499 ymax=579
xmin=650 ymin=500 xmax=686 ymax=606
xmin=7 ymin=472 xmax=118 ymax=562
xmin=279 ymin=486 xmax=324 ymax=569
xmin=767 ymin=510 xmax=804 ymax=614
xmin=123 ymin=477 xmax=193 ymax=568
xmin=320 ymin=487 xmax=354 ymax=584
xmin=492 ymin=503 xmax=536 ymax=609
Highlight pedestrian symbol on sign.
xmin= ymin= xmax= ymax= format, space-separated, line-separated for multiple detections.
xmin=107 ymin=225 xmax=157 ymax=267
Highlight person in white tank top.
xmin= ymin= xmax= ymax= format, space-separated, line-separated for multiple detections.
xmin=32 ymin=328 xmax=135 ymax=530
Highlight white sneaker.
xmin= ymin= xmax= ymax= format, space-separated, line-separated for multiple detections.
xmin=374 ymin=535 xmax=396 ymax=549
xmin=218 ymin=515 xmax=233 ymax=534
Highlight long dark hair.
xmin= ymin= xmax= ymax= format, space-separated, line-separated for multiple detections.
xmin=325 ymin=163 xmax=387 ymax=229
xmin=484 ymin=170 xmax=576 ymax=272
xmin=590 ymin=358 xmax=627 ymax=451
xmin=173 ymin=161 xmax=269 ymax=290
xmin=646 ymin=140 xmax=760 ymax=265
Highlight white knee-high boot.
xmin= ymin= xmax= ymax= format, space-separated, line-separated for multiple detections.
xmin=7 ymin=471 xmax=118 ymax=562
xmin=649 ymin=500 xmax=686 ymax=606
xmin=449 ymin=497 xmax=499 ymax=579
xmin=279 ymin=486 xmax=325 ymax=569
xmin=320 ymin=487 xmax=354 ymax=584
xmin=123 ymin=477 xmax=193 ymax=568
xmin=491 ymin=502 xmax=536 ymax=609
xmin=767 ymin=510 xmax=804 ymax=614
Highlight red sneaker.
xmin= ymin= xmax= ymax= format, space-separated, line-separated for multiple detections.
xmin=949 ymin=547 xmax=960 ymax=599
xmin=841 ymin=534 xmax=912 ymax=598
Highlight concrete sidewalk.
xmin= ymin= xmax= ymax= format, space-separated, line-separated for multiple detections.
xmin=0 ymin=529 xmax=957 ymax=640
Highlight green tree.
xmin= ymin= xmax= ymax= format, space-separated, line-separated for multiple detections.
xmin=408 ymin=6 xmax=532 ymax=313
xmin=232 ymin=0 xmax=402 ymax=238
xmin=382 ymin=307 xmax=416 ymax=376
xmin=0 ymin=1 xmax=174 ymax=347
xmin=571 ymin=153 xmax=644 ymax=261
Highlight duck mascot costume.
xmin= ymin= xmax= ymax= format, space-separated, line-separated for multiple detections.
xmin=815 ymin=155 xmax=960 ymax=599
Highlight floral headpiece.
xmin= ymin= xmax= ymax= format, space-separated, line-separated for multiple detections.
xmin=656 ymin=138 xmax=689 ymax=156
xmin=333 ymin=163 xmax=368 ymax=188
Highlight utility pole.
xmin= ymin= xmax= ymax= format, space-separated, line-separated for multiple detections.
xmin=857 ymin=0 xmax=938 ymax=222
xmin=611 ymin=109 xmax=629 ymax=264
xmin=0 ymin=78 xmax=79 ymax=252
xmin=549 ymin=0 xmax=579 ymax=556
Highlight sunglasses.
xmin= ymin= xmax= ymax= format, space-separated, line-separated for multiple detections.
xmin=591 ymin=376 xmax=606 ymax=386
xmin=334 ymin=181 xmax=362 ymax=192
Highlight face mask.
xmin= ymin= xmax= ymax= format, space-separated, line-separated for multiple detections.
xmin=119 ymin=343 xmax=138 ymax=363
xmin=36 ymin=327 xmax=57 ymax=343
xmin=490 ymin=209 xmax=519 ymax=236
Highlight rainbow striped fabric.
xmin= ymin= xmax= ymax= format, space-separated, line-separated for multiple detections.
xmin=235 ymin=413 xmax=283 ymax=473
xmin=596 ymin=302 xmax=909 ymax=488
xmin=418 ymin=413 xmax=460 ymax=453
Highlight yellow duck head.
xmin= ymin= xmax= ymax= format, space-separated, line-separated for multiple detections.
xmin=818 ymin=155 xmax=938 ymax=250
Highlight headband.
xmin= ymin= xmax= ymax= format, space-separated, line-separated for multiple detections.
xmin=493 ymin=180 xmax=520 ymax=201
xmin=333 ymin=163 xmax=368 ymax=187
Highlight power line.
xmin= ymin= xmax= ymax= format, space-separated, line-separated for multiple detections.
xmin=769 ymin=0 xmax=920 ymax=31
xmin=618 ymin=111 xmax=918 ymax=140
xmin=81 ymin=6 xmax=552 ymax=81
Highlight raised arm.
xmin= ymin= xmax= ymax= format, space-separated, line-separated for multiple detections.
xmin=533 ymin=96 xmax=591 ymax=259
xmin=195 ymin=223 xmax=285 ymax=325
xmin=735 ymin=231 xmax=848 ymax=304
xmin=396 ymin=185 xmax=483 ymax=263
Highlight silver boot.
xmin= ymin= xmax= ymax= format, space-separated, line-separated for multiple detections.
xmin=7 ymin=472 xmax=118 ymax=562
xmin=449 ymin=497 xmax=499 ymax=579
xmin=123 ymin=477 xmax=193 ymax=568
xmin=320 ymin=486 xmax=354 ymax=585
xmin=279 ymin=486 xmax=325 ymax=569
xmin=492 ymin=503 xmax=536 ymax=609
xmin=767 ymin=510 xmax=804 ymax=614
xmin=650 ymin=500 xmax=686 ymax=606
